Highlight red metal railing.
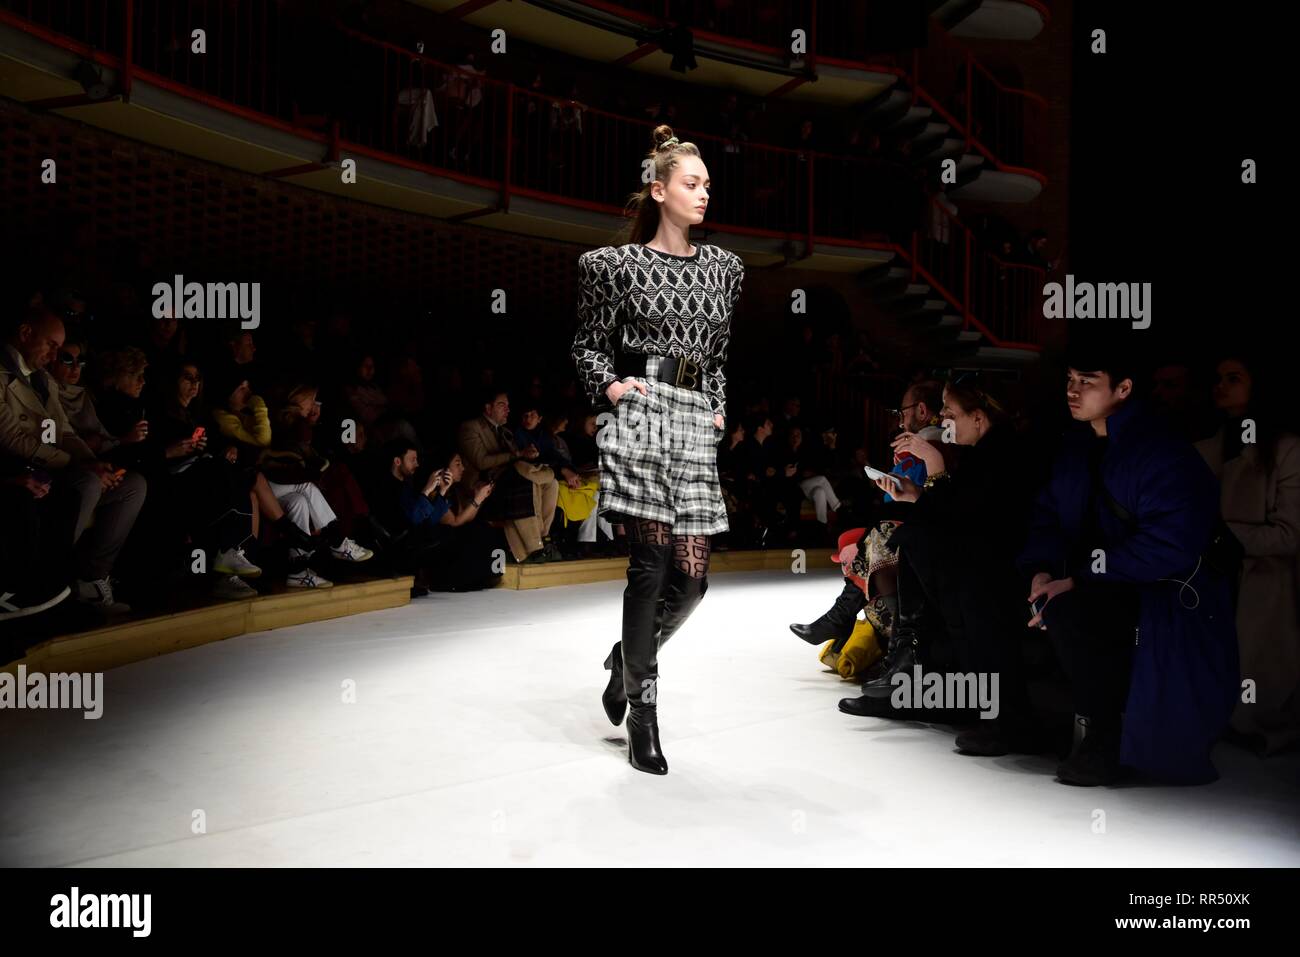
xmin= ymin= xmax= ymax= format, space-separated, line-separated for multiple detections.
xmin=0 ymin=1 xmax=1045 ymax=352
xmin=911 ymin=19 xmax=1047 ymax=177
xmin=915 ymin=196 xmax=1045 ymax=348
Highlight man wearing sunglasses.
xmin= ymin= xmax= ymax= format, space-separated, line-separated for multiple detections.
xmin=1 ymin=308 xmax=145 ymax=615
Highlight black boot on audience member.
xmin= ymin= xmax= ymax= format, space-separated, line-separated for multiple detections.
xmin=955 ymin=713 xmax=1052 ymax=757
xmin=789 ymin=577 xmax=865 ymax=646
xmin=1056 ymin=715 xmax=1124 ymax=786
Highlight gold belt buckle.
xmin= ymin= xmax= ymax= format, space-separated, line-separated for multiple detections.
xmin=674 ymin=357 xmax=700 ymax=389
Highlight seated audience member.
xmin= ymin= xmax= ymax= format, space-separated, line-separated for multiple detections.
xmin=141 ymin=360 xmax=264 ymax=599
xmin=457 ymin=387 xmax=560 ymax=564
xmin=138 ymin=311 xmax=188 ymax=373
xmin=1196 ymin=352 xmax=1300 ymax=754
xmin=91 ymin=346 xmax=152 ymax=469
xmin=745 ymin=414 xmax=803 ymax=543
xmin=0 ymin=308 xmax=145 ymax=613
xmin=207 ymin=366 xmax=329 ymax=570
xmin=344 ymin=353 xmax=389 ymax=428
xmin=48 ymin=339 xmax=118 ymax=454
xmin=210 ymin=367 xmax=272 ymax=465
xmin=0 ymin=466 xmax=75 ymax=620
xmin=1019 ymin=343 xmax=1238 ymax=786
xmin=266 ymin=382 xmax=373 ymax=544
xmin=374 ymin=441 xmax=503 ymax=593
xmin=843 ymin=377 xmax=1041 ymax=762
xmin=784 ymin=425 xmax=842 ymax=538
xmin=223 ymin=326 xmax=262 ymax=391
xmin=546 ymin=409 xmax=610 ymax=555
xmin=513 ymin=402 xmax=583 ymax=489
xmin=562 ymin=412 xmax=600 ymax=473
xmin=254 ymin=383 xmax=374 ymax=590
xmin=790 ymin=380 xmax=944 ymax=651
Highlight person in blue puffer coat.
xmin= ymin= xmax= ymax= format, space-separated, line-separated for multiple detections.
xmin=1019 ymin=345 xmax=1239 ymax=786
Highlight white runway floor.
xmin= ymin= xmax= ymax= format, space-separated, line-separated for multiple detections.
xmin=2 ymin=569 xmax=1298 ymax=867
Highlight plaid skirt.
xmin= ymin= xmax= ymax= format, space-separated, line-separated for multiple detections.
xmin=595 ymin=356 xmax=728 ymax=536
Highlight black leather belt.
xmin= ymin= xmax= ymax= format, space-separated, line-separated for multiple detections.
xmin=615 ymin=353 xmax=703 ymax=391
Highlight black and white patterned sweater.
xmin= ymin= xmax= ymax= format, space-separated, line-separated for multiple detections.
xmin=570 ymin=242 xmax=744 ymax=419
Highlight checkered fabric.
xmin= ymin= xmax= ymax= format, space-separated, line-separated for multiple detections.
xmin=595 ymin=356 xmax=728 ymax=536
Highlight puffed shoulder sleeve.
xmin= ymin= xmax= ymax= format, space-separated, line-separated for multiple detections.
xmin=702 ymin=251 xmax=743 ymax=420
xmin=571 ymin=246 xmax=622 ymax=408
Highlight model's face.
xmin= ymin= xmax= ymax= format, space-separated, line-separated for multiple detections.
xmin=177 ymin=365 xmax=201 ymax=406
xmin=1212 ymin=359 xmax=1251 ymax=415
xmin=51 ymin=342 xmax=83 ymax=385
xmin=940 ymin=390 xmax=984 ymax=446
xmin=521 ymin=410 xmax=541 ymax=431
xmin=1066 ymin=368 xmax=1129 ymax=424
xmin=654 ymin=155 xmax=710 ymax=227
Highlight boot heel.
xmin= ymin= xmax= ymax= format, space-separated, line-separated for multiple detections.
xmin=602 ymin=641 xmax=626 ymax=726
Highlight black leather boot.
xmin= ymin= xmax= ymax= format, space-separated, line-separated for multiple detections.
xmin=840 ymin=563 xmax=926 ymax=712
xmin=602 ymin=596 xmax=666 ymax=726
xmin=789 ymin=577 xmax=866 ymax=646
xmin=1056 ymin=715 xmax=1124 ymax=786
xmin=618 ymin=540 xmax=673 ymax=773
xmin=657 ymin=567 xmax=708 ymax=652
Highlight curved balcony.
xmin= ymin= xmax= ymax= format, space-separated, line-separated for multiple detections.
xmin=0 ymin=0 xmax=1046 ymax=358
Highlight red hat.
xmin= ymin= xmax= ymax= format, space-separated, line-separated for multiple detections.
xmin=831 ymin=528 xmax=866 ymax=564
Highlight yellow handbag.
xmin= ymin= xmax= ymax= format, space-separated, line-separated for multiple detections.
xmin=818 ymin=617 xmax=884 ymax=680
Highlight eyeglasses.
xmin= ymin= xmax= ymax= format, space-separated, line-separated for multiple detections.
xmin=57 ymin=353 xmax=87 ymax=369
xmin=885 ymin=403 xmax=919 ymax=419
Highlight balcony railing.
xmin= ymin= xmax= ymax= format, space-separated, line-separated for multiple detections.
xmin=0 ymin=0 xmax=1046 ymax=352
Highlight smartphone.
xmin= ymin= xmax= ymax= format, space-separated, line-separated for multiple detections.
xmin=113 ymin=468 xmax=127 ymax=479
xmin=1029 ymin=596 xmax=1048 ymax=623
xmin=863 ymin=464 xmax=901 ymax=488
xmin=191 ymin=426 xmax=206 ymax=442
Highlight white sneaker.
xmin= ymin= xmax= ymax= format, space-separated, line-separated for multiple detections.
xmin=74 ymin=578 xmax=131 ymax=614
xmin=329 ymin=538 xmax=373 ymax=562
xmin=214 ymin=547 xmax=262 ymax=578
xmin=286 ymin=567 xmax=333 ymax=589
xmin=212 ymin=575 xmax=258 ymax=600
xmin=0 ymin=584 xmax=71 ymax=621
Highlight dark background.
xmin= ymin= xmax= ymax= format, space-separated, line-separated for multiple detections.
xmin=1070 ymin=1 xmax=1277 ymax=366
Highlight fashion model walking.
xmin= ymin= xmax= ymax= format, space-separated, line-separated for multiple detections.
xmin=571 ymin=125 xmax=744 ymax=774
